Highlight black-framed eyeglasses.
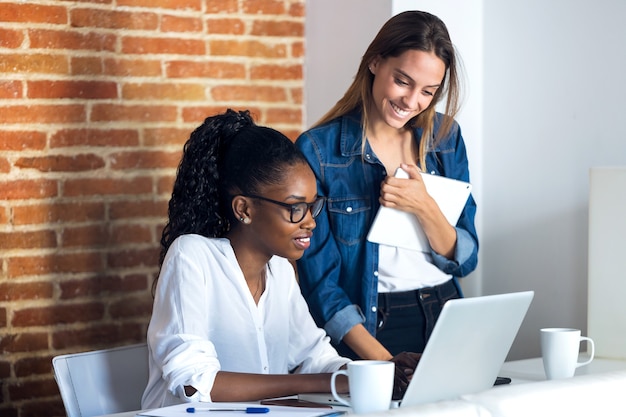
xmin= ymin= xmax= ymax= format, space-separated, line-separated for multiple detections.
xmin=239 ymin=194 xmax=326 ymax=223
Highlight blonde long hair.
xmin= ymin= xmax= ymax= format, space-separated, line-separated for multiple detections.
xmin=313 ymin=11 xmax=462 ymax=171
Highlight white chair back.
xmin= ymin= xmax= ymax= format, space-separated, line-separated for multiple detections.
xmin=52 ymin=343 xmax=149 ymax=417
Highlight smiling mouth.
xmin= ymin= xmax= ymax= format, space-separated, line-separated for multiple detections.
xmin=390 ymin=102 xmax=411 ymax=118
xmin=294 ymin=236 xmax=311 ymax=250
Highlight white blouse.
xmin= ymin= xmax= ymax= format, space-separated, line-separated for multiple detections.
xmin=141 ymin=235 xmax=349 ymax=409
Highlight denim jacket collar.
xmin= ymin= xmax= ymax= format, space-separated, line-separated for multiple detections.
xmin=339 ymin=112 xmax=366 ymax=157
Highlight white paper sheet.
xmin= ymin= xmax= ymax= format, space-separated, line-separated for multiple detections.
xmin=136 ymin=402 xmax=343 ymax=417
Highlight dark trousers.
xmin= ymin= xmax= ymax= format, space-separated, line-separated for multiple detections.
xmin=375 ymin=279 xmax=460 ymax=355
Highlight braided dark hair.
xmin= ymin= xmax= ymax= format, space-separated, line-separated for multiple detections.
xmin=159 ymin=109 xmax=307 ymax=267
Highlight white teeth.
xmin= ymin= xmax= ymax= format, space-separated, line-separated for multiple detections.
xmin=297 ymin=237 xmax=310 ymax=242
xmin=391 ymin=102 xmax=409 ymax=117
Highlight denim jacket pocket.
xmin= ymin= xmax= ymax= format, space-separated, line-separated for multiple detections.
xmin=327 ymin=197 xmax=371 ymax=246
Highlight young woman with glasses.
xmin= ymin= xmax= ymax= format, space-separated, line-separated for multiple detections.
xmin=142 ymin=109 xmax=352 ymax=408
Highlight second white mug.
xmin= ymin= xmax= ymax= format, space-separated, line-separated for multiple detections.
xmin=330 ymin=360 xmax=394 ymax=414
xmin=540 ymin=328 xmax=595 ymax=380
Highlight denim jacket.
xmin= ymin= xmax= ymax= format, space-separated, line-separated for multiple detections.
xmin=295 ymin=111 xmax=478 ymax=345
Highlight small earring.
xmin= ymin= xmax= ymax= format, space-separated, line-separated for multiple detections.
xmin=240 ymin=217 xmax=250 ymax=224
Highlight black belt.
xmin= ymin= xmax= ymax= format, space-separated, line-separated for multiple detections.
xmin=378 ymin=279 xmax=458 ymax=305
xmin=376 ymin=279 xmax=459 ymax=328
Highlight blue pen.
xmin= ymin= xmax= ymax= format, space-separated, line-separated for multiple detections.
xmin=186 ymin=407 xmax=270 ymax=414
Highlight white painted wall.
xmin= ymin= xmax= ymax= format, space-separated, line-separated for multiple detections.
xmin=305 ymin=0 xmax=626 ymax=360
xmin=304 ymin=0 xmax=392 ymax=127
xmin=481 ymin=0 xmax=626 ymax=359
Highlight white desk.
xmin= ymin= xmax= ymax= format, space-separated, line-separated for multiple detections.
xmin=499 ymin=356 xmax=626 ymax=383
xmin=100 ymin=357 xmax=626 ymax=417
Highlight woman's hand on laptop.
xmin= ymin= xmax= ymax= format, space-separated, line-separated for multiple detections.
xmin=390 ymin=351 xmax=422 ymax=400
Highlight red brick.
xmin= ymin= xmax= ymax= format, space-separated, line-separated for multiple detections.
xmin=58 ymin=276 xmax=123 ymax=299
xmin=122 ymin=36 xmax=205 ymax=55
xmin=52 ymin=323 xmax=146 ymax=350
xmin=107 ymin=247 xmax=159 ymax=268
xmin=0 ymin=333 xmax=48 ymax=353
xmin=206 ymin=18 xmax=245 ymax=35
xmin=0 ymin=359 xmax=10 ymax=377
xmin=0 ymin=28 xmax=24 ymax=48
xmin=0 ymin=282 xmax=54 ymax=301
xmin=161 ymin=15 xmax=203 ymax=32
xmin=0 ymin=179 xmax=57 ymax=200
xmin=206 ymin=0 xmax=238 ymax=13
xmin=7 ymin=252 xmax=105 ymax=277
xmin=63 ymin=177 xmax=152 ymax=197
xmin=109 ymin=224 xmax=154 ymax=245
xmin=71 ymin=8 xmax=158 ymax=30
xmin=251 ymin=20 xmax=303 ymax=37
xmin=0 ymin=131 xmax=46 ymax=151
xmin=156 ymin=175 xmax=176 ymax=194
xmin=109 ymin=150 xmax=181 ymax=170
xmin=291 ymin=86 xmax=303 ymax=104
xmin=27 ymin=80 xmax=117 ymax=99
xmin=0 ymin=105 xmax=85 ymax=124
xmin=292 ymin=41 xmax=304 ymax=58
xmin=211 ymin=85 xmax=287 ymax=102
xmin=15 ymin=154 xmax=105 ymax=172
xmin=0 ymin=4 xmax=67 ymax=24
xmin=242 ymin=0 xmax=285 ymax=15
xmin=0 ymin=84 xmax=20 ymax=102
xmin=0 ymin=206 xmax=8 ymax=225
xmin=12 ymin=303 xmax=105 ymax=327
xmin=265 ymin=107 xmax=302 ymax=125
xmin=0 ymin=54 xmax=69 ymax=74
xmin=51 ymin=128 xmax=139 ymax=148
xmin=104 ymin=58 xmax=162 ymax=77
xmin=0 ymin=157 xmax=10 ymax=173
xmin=166 ymin=60 xmax=246 ymax=79
xmin=109 ymin=199 xmax=168 ymax=220
xmin=59 ymin=274 xmax=149 ymax=299
xmin=13 ymin=201 xmax=105 ymax=225
xmin=250 ymin=64 xmax=302 ymax=80
xmin=90 ymin=104 xmax=177 ymax=122
xmin=143 ymin=127 xmax=190 ymax=146
xmin=122 ymin=83 xmax=206 ymax=101
xmin=25 ymin=400 xmax=66 ymax=417
xmin=61 ymin=224 xmax=108 ymax=248
xmin=289 ymin=2 xmax=305 ymax=17
xmin=15 ymin=355 xmax=56 ymax=377
xmin=210 ymin=39 xmax=286 ymax=58
xmin=0 ymin=308 xmax=6 ymax=328
xmin=29 ymin=29 xmax=116 ymax=52
xmin=8 ymin=378 xmax=60 ymax=401
xmin=0 ymin=230 xmax=57 ymax=251
xmin=110 ymin=294 xmax=153 ymax=319
xmin=117 ymin=0 xmax=201 ymax=10
xmin=71 ymin=56 xmax=104 ymax=75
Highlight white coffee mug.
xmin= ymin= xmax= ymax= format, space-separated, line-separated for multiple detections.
xmin=330 ymin=360 xmax=394 ymax=414
xmin=540 ymin=328 xmax=595 ymax=380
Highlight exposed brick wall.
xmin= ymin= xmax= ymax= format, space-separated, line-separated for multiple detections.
xmin=0 ymin=1 xmax=305 ymax=416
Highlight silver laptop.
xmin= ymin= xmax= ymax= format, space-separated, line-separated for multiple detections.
xmin=299 ymin=291 xmax=534 ymax=408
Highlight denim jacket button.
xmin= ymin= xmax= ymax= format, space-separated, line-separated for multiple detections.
xmin=346 ymin=207 xmax=352 ymax=213
xmin=371 ymin=306 xmax=377 ymax=312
